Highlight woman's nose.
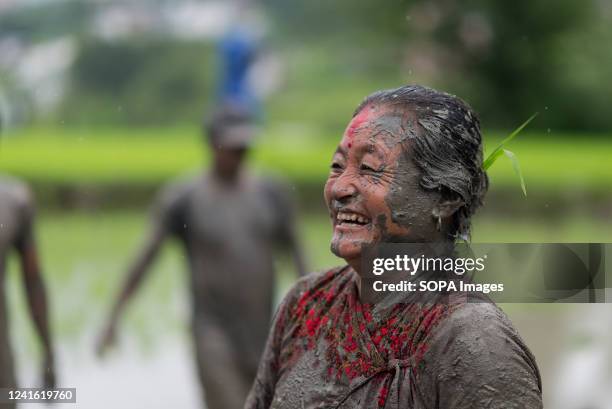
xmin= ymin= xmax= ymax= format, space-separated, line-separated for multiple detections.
xmin=331 ymin=172 xmax=358 ymax=203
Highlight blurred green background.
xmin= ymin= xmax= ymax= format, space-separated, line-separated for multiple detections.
xmin=1 ymin=0 xmax=611 ymax=408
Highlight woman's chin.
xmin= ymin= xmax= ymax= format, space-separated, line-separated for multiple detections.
xmin=330 ymin=239 xmax=365 ymax=263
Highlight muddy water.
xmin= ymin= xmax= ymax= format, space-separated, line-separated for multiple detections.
xmin=17 ymin=336 xmax=202 ymax=409
xmin=506 ymin=303 xmax=612 ymax=409
xmin=5 ymin=212 xmax=612 ymax=408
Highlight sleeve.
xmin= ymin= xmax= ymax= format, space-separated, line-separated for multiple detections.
xmin=245 ymin=276 xmax=310 ymax=409
xmin=416 ymin=303 xmax=543 ymax=409
xmin=150 ymin=182 xmax=190 ymax=238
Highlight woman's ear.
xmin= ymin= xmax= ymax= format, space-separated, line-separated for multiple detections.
xmin=432 ymin=196 xmax=464 ymax=220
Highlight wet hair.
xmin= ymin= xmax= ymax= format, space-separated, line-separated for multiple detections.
xmin=203 ymin=104 xmax=254 ymax=145
xmin=354 ymin=85 xmax=489 ymax=240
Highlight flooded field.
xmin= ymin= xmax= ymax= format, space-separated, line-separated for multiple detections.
xmin=5 ymin=211 xmax=612 ymax=408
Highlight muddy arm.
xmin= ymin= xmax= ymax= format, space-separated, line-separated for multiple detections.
xmin=15 ymin=208 xmax=55 ymax=388
xmin=98 ymin=181 xmax=190 ymax=356
xmin=96 ymin=222 xmax=168 ymax=357
xmin=112 ymin=228 xmax=165 ymax=317
xmin=417 ymin=303 xmax=543 ymax=408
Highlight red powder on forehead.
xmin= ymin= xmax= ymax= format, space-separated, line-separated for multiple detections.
xmin=347 ymin=107 xmax=373 ymax=138
xmin=344 ymin=105 xmax=375 ymax=150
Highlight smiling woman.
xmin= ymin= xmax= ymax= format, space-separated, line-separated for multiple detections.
xmin=245 ymin=85 xmax=542 ymax=409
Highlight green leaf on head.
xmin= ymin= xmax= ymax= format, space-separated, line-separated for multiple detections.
xmin=483 ymin=112 xmax=537 ymax=197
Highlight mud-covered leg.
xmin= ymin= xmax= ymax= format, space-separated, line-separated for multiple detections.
xmin=192 ymin=321 xmax=252 ymax=409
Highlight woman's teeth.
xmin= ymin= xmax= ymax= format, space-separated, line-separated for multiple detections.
xmin=336 ymin=212 xmax=369 ymax=225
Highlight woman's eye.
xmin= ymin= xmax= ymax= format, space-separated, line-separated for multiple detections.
xmin=331 ymin=162 xmax=343 ymax=171
xmin=360 ymin=164 xmax=378 ymax=172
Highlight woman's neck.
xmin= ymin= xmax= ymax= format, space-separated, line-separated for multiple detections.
xmin=349 ymin=241 xmax=456 ymax=305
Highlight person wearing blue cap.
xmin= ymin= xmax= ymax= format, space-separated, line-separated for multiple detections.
xmin=97 ymin=105 xmax=307 ymax=409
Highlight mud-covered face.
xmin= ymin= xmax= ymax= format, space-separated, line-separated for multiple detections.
xmin=213 ymin=146 xmax=248 ymax=180
xmin=324 ymin=104 xmax=442 ymax=264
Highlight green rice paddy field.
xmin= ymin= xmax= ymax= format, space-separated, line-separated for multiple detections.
xmin=1 ymin=126 xmax=611 ymax=191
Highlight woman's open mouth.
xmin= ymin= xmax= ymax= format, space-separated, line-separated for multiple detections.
xmin=336 ymin=211 xmax=370 ymax=227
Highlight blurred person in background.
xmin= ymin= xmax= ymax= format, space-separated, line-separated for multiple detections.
xmin=97 ymin=105 xmax=307 ymax=409
xmin=0 ymin=175 xmax=56 ymax=405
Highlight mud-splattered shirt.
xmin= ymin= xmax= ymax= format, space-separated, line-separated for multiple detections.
xmin=154 ymin=172 xmax=296 ymax=373
xmin=245 ymin=266 xmax=542 ymax=409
